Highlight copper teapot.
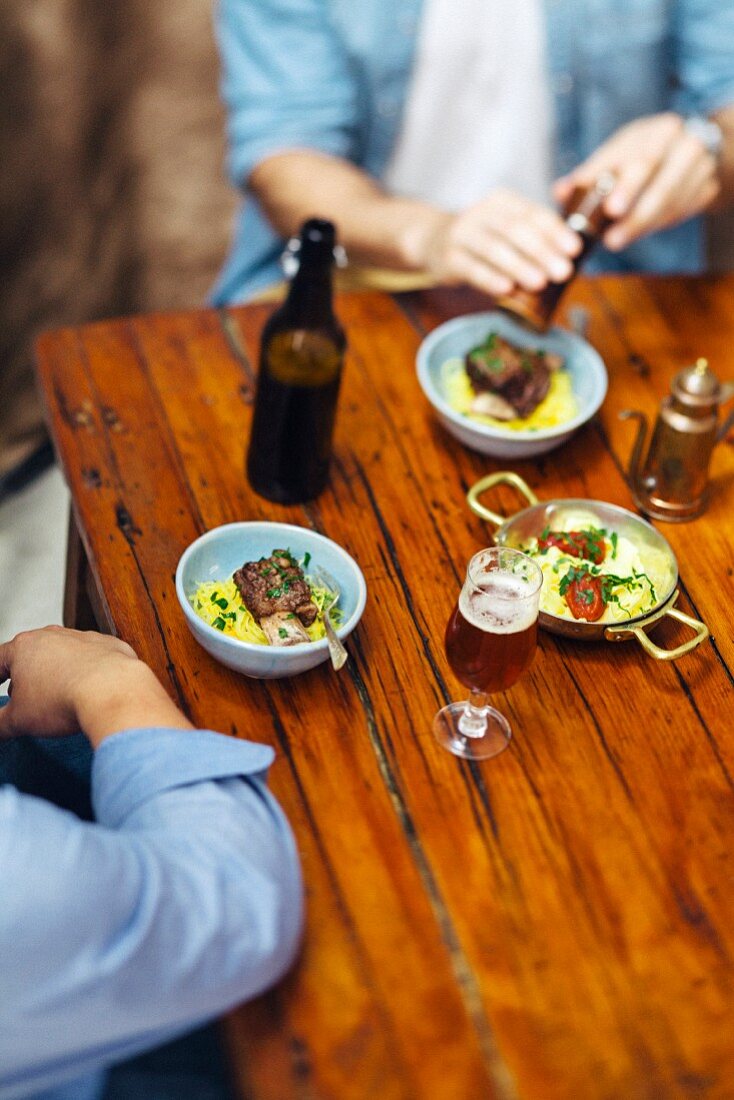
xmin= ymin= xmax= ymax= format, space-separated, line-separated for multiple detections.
xmin=621 ymin=359 xmax=734 ymax=522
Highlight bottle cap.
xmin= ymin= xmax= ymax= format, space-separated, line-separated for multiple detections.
xmin=300 ymin=218 xmax=336 ymax=263
xmin=281 ymin=219 xmax=340 ymax=276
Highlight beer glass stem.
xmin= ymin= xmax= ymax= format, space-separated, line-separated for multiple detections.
xmin=458 ymin=689 xmax=489 ymax=738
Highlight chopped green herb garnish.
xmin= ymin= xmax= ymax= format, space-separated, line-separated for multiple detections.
xmin=302 ymin=551 xmax=311 ymax=569
xmin=274 ymin=548 xmax=298 ymax=567
xmin=266 ymin=586 xmax=283 ymax=599
xmin=559 ymin=564 xmax=586 ymax=597
xmin=278 ymin=627 xmax=288 ymax=638
xmin=610 ymin=532 xmax=618 ymax=559
xmin=212 ymin=597 xmax=228 ymax=610
xmin=212 ymin=615 xmax=226 ymax=631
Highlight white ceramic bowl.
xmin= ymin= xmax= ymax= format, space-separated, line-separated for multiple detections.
xmin=416 ymin=310 xmax=608 ymax=459
xmin=176 ymin=522 xmax=367 ymax=679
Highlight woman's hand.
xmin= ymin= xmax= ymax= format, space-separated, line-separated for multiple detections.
xmin=0 ymin=626 xmax=191 ymax=747
xmin=554 ymin=113 xmax=721 ymax=252
xmin=412 ymin=188 xmax=583 ymax=297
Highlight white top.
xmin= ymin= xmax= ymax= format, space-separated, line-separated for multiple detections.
xmin=383 ymin=0 xmax=553 ymax=210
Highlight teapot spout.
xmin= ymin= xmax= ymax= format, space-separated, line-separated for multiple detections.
xmin=619 ymin=409 xmax=649 ymax=490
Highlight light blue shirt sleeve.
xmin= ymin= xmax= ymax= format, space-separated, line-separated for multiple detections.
xmin=0 ymin=727 xmax=303 ymax=1100
xmin=674 ymin=0 xmax=734 ymax=115
xmin=216 ymin=0 xmax=360 ymax=187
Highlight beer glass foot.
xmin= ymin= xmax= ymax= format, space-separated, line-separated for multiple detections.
xmin=433 ymin=702 xmax=511 ymax=760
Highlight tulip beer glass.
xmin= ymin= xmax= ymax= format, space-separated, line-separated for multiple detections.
xmin=434 ymin=547 xmax=543 ymax=760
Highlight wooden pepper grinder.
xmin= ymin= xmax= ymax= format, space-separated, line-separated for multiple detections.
xmin=496 ymin=173 xmax=616 ymax=332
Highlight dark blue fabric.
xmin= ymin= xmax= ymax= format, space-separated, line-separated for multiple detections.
xmin=103 ymin=1028 xmax=234 ymax=1100
xmin=0 ymin=709 xmax=94 ymax=819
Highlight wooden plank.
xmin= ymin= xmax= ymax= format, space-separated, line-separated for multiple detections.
xmin=34 ymin=278 xmax=734 ymax=1099
xmin=395 ymin=280 xmax=734 ymax=1095
xmin=37 ymin=308 xmax=497 ymax=1100
xmin=319 ymin=289 xmax=734 ymax=1098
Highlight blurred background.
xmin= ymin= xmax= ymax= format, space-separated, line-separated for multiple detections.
xmin=1 ymin=0 xmax=236 ymax=483
xmin=0 ymin=0 xmax=237 ymax=635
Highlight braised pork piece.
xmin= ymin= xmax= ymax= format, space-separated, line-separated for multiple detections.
xmin=234 ymin=550 xmax=318 ymax=646
xmin=465 ymin=332 xmax=564 ymax=419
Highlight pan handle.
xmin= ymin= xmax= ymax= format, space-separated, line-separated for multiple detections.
xmin=604 ymin=590 xmax=709 ymax=661
xmin=466 ymin=472 xmax=539 ymax=530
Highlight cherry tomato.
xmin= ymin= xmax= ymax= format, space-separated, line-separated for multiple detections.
xmin=565 ymin=573 xmax=606 ymax=621
xmin=538 ymin=530 xmax=606 ymax=565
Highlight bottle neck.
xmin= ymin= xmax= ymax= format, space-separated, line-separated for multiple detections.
xmin=282 ymin=264 xmax=335 ymax=329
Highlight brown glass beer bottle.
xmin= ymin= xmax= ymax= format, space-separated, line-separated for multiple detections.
xmin=246 ymin=219 xmax=346 ymax=504
xmin=496 ymin=172 xmax=616 ymax=331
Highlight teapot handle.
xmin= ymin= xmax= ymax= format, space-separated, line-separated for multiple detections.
xmin=716 ymin=398 xmax=734 ymax=442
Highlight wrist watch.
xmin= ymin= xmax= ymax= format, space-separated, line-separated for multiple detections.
xmin=684 ymin=115 xmax=724 ymax=161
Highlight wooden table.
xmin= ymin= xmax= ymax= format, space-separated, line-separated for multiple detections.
xmin=35 ymin=276 xmax=734 ymax=1100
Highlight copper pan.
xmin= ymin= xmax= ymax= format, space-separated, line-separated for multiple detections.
xmin=467 ymin=472 xmax=709 ymax=661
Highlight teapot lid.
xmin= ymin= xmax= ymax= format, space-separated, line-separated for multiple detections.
xmin=672 ymin=358 xmax=724 ymax=408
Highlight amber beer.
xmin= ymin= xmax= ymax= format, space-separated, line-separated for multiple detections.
xmin=445 ymin=572 xmax=538 ymax=693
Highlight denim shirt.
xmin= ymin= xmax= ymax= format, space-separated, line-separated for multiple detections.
xmin=213 ymin=0 xmax=734 ymax=303
xmin=0 ymin=727 xmax=302 ymax=1100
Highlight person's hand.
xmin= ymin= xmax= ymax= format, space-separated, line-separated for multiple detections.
xmin=554 ymin=113 xmax=721 ymax=252
xmin=411 ymin=188 xmax=583 ymax=297
xmin=0 ymin=626 xmax=191 ymax=748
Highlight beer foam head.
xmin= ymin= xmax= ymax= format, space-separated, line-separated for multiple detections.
xmin=460 ymin=572 xmax=538 ymax=634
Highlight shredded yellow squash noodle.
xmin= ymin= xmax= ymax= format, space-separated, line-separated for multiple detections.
xmin=441 ymin=356 xmax=578 ymax=431
xmin=192 ymin=574 xmax=340 ymax=645
xmin=520 ymin=512 xmax=673 ymax=624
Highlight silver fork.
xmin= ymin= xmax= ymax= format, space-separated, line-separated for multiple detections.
xmin=567 ymin=306 xmax=590 ymax=340
xmin=312 ymin=566 xmax=349 ymax=671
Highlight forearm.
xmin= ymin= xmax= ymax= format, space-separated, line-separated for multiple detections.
xmin=250 ymin=150 xmax=449 ymax=272
xmin=76 ymin=664 xmax=192 ymax=749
